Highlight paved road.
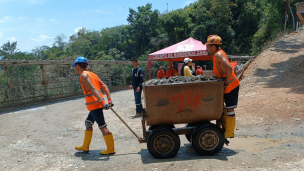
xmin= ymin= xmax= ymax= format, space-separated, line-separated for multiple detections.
xmin=0 ymin=89 xmax=303 ymax=171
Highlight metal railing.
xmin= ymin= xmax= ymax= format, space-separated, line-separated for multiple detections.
xmin=0 ymin=59 xmax=149 ymax=111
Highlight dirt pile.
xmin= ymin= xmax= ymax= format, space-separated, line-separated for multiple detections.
xmin=144 ymin=75 xmax=218 ymax=85
xmin=238 ymin=30 xmax=304 ymax=126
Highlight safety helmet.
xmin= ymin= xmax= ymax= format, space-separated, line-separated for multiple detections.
xmin=131 ymin=57 xmax=138 ymax=62
xmin=205 ymin=35 xmax=222 ymax=45
xmin=184 ymin=57 xmax=192 ymax=63
xmin=73 ymin=56 xmax=88 ymax=67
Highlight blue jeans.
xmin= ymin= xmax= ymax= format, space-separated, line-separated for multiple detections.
xmin=134 ymin=88 xmax=143 ymax=114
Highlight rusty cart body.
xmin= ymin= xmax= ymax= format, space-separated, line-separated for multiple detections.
xmin=139 ymin=80 xmax=226 ymax=158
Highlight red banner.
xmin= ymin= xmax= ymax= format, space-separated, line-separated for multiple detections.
xmin=148 ymin=50 xmax=208 ymax=60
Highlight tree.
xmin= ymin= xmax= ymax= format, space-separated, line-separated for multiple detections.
xmin=52 ymin=34 xmax=66 ymax=51
xmin=127 ymin=3 xmax=159 ymax=58
xmin=234 ymin=1 xmax=263 ymax=55
xmin=108 ymin=48 xmax=125 ymax=60
xmin=32 ymin=46 xmax=50 ymax=60
xmin=159 ymin=9 xmax=193 ymax=44
xmin=66 ymin=38 xmax=91 ymax=57
xmin=0 ymin=41 xmax=18 ymax=59
xmin=190 ymin=25 xmax=207 ymax=42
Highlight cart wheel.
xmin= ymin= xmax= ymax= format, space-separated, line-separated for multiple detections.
xmin=148 ymin=125 xmax=175 ymax=131
xmin=192 ymin=125 xmax=224 ymax=155
xmin=147 ymin=127 xmax=180 ymax=159
xmin=185 ymin=122 xmax=209 ymax=143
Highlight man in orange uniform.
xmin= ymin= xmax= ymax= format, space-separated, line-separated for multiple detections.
xmin=205 ymin=35 xmax=240 ymax=139
xmin=166 ymin=66 xmax=172 ymax=78
xmin=196 ymin=66 xmax=204 ymax=75
xmin=166 ymin=65 xmax=178 ymax=78
xmin=157 ymin=66 xmax=165 ymax=79
xmin=73 ymin=56 xmax=115 ymax=155
xmin=171 ymin=65 xmax=178 ymax=76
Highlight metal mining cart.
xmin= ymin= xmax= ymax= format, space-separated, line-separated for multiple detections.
xmin=140 ymin=79 xmax=226 ymax=158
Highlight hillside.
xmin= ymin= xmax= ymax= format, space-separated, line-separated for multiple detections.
xmin=238 ymin=29 xmax=304 ymax=126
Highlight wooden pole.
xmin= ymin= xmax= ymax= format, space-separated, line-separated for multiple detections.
xmin=69 ymin=65 xmax=75 ymax=94
xmin=90 ymin=64 xmax=93 ymax=72
xmin=4 ymin=66 xmax=12 ymax=101
xmin=288 ymin=0 xmax=295 ymax=31
xmin=122 ymin=65 xmax=127 ymax=85
xmin=40 ymin=65 xmax=49 ymax=99
xmin=284 ymin=0 xmax=289 ymax=35
xmin=107 ymin=66 xmax=112 ymax=87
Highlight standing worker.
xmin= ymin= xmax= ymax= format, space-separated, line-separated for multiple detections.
xmin=74 ymin=56 xmax=115 ymax=155
xmin=196 ymin=66 xmax=204 ymax=75
xmin=181 ymin=58 xmax=193 ymax=77
xmin=130 ymin=58 xmax=144 ymax=118
xmin=157 ymin=66 xmax=165 ymax=79
xmin=205 ymin=35 xmax=240 ymax=139
xmin=166 ymin=66 xmax=172 ymax=78
xmin=171 ymin=65 xmax=178 ymax=76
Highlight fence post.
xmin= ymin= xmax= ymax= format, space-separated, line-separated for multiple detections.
xmin=40 ymin=65 xmax=49 ymax=99
xmin=69 ymin=65 xmax=75 ymax=94
xmin=4 ymin=66 xmax=12 ymax=101
xmin=107 ymin=65 xmax=112 ymax=87
xmin=90 ymin=64 xmax=93 ymax=72
xmin=122 ymin=65 xmax=127 ymax=85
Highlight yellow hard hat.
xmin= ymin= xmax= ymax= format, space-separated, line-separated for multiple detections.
xmin=205 ymin=35 xmax=222 ymax=45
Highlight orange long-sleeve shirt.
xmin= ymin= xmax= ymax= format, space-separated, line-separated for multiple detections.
xmin=166 ymin=70 xmax=171 ymax=78
xmin=157 ymin=70 xmax=165 ymax=79
xmin=196 ymin=68 xmax=203 ymax=75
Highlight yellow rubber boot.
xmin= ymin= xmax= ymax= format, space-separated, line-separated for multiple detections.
xmin=100 ymin=132 xmax=115 ymax=155
xmin=75 ymin=130 xmax=93 ymax=152
xmin=224 ymin=115 xmax=236 ymax=138
xmin=222 ymin=112 xmax=228 ymax=131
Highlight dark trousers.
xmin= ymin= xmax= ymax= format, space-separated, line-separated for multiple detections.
xmin=86 ymin=108 xmax=107 ymax=129
xmin=134 ymin=88 xmax=143 ymax=114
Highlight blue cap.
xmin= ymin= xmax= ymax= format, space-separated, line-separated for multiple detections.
xmin=73 ymin=56 xmax=88 ymax=67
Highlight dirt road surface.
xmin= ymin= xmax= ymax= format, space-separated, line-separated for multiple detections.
xmin=1 ymin=30 xmax=304 ymax=171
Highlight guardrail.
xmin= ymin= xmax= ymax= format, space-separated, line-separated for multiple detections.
xmin=0 ymin=60 xmax=149 ymax=112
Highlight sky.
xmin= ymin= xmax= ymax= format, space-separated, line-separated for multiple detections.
xmin=0 ymin=0 xmax=197 ymax=52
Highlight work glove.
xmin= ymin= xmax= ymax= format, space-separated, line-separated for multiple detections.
xmin=103 ymin=104 xmax=110 ymax=110
xmin=108 ymin=98 xmax=114 ymax=107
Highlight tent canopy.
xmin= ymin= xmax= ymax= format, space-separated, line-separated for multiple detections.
xmin=148 ymin=37 xmax=212 ymax=79
xmin=148 ymin=37 xmax=212 ymax=61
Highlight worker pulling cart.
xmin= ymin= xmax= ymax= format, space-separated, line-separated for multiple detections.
xmin=110 ymin=37 xmax=237 ymax=158
xmin=74 ymin=37 xmax=238 ymax=159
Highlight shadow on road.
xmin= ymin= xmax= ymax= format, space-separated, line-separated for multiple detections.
xmin=74 ymin=143 xmax=236 ymax=162
xmin=139 ymin=143 xmax=237 ymax=164
xmin=74 ymin=150 xmax=138 ymax=161
xmin=0 ymin=96 xmax=83 ymax=115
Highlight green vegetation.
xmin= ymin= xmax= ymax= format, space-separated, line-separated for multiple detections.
xmin=0 ymin=0 xmax=300 ymax=61
xmin=0 ymin=0 xmax=300 ymax=70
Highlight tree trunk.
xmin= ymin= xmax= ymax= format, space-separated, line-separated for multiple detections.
xmin=289 ymin=1 xmax=295 ymax=31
